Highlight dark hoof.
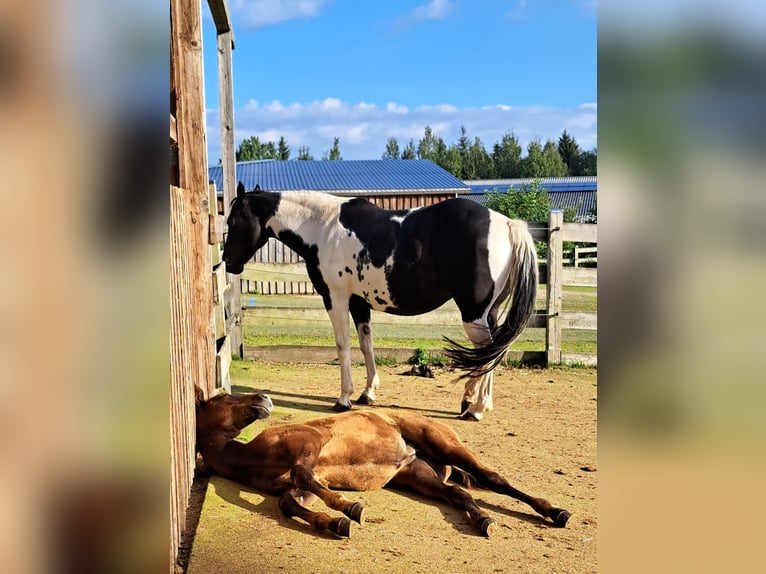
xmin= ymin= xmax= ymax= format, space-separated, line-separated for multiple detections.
xmin=460 ymin=400 xmax=471 ymax=413
xmin=348 ymin=502 xmax=365 ymax=524
xmin=331 ymin=402 xmax=352 ymax=412
xmin=334 ymin=516 xmax=351 ymax=537
xmin=355 ymin=394 xmax=374 ymax=406
xmin=553 ymin=509 xmax=571 ymax=528
xmin=479 ymin=517 xmax=497 ymax=537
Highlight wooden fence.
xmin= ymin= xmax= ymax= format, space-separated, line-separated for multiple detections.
xmin=170 ymin=0 xmax=240 ymax=571
xmin=241 ymin=209 xmax=597 ymax=365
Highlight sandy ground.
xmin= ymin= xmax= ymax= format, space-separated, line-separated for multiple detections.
xmin=185 ymin=362 xmax=597 ymax=574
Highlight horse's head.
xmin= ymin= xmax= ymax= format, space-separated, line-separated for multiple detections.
xmin=195 ymin=387 xmax=273 ymax=442
xmin=222 ymin=182 xmax=275 ymax=274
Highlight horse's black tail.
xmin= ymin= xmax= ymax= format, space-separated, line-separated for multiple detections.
xmin=444 ymin=220 xmax=538 ymax=378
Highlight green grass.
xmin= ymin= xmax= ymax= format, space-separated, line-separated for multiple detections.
xmin=240 ymin=291 xmax=597 ymax=356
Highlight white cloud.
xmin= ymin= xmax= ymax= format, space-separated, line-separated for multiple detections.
xmin=206 ymin=98 xmax=597 ymax=162
xmin=411 ymin=0 xmax=455 ymax=22
xmin=229 ymin=0 xmax=327 ymax=29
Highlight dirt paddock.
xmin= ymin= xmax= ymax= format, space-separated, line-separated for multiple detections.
xmin=185 ymin=361 xmax=597 ymax=574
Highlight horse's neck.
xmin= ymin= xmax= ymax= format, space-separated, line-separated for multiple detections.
xmin=199 ymin=435 xmax=252 ymax=478
xmin=268 ymin=192 xmax=340 ymax=239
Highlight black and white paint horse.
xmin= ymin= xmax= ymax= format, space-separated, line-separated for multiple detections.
xmin=223 ymin=183 xmax=538 ymax=421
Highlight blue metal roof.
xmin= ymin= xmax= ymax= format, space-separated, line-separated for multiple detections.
xmin=464 ymin=176 xmax=597 ymax=195
xmin=461 ymin=177 xmax=597 ymax=223
xmin=208 ymin=159 xmax=469 ymax=195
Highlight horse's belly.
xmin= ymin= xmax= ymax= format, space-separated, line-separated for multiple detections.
xmin=316 ymin=463 xmax=402 ymax=491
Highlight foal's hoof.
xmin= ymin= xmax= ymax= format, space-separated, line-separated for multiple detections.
xmin=479 ymin=517 xmax=497 ymax=537
xmin=348 ymin=502 xmax=365 ymax=524
xmin=334 ymin=516 xmax=352 ymax=538
xmin=553 ymin=509 xmax=571 ymax=528
xmin=355 ymin=394 xmax=375 ymax=406
xmin=331 ymin=402 xmax=352 ymax=412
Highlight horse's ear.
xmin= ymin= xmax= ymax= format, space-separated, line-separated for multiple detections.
xmin=237 ymin=182 xmax=245 ymax=199
xmin=194 ymin=384 xmax=205 ymax=407
xmin=253 ymin=184 xmax=261 ymax=193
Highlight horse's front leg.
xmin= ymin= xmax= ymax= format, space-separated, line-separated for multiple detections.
xmin=350 ymin=295 xmax=379 ymax=405
xmin=325 ymin=297 xmax=354 ymax=411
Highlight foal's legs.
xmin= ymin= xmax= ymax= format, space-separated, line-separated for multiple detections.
xmin=388 ymin=458 xmax=497 ymax=537
xmin=350 ymin=295 xmax=380 ymax=405
xmin=277 ymin=464 xmax=365 ymax=538
xmin=278 ymin=490 xmax=353 ymax=537
xmin=394 ymin=414 xmax=570 ymax=527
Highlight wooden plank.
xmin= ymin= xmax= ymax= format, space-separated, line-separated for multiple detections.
xmin=546 ymin=210 xmax=564 ymax=365
xmin=207 ymin=0 xmax=234 ymax=36
xmin=561 ymin=312 xmax=598 ymax=330
xmin=213 ymin=266 xmax=226 ymax=338
xmin=562 ymin=267 xmax=598 ymax=288
xmin=217 ymin=30 xmax=236 ymax=207
xmin=561 ymin=352 xmax=598 ymax=366
xmin=562 ymin=222 xmax=597 ymax=243
xmin=170 ymin=113 xmax=177 ymax=143
xmin=525 ymin=222 xmax=549 ymax=242
xmin=169 ymin=185 xmax=196 ymax=571
xmin=171 ymin=0 xmax=215 ymax=398
xmin=215 ymin=335 xmax=232 ymax=392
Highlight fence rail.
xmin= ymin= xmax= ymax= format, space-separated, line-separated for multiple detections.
xmin=240 ymin=210 xmax=597 ymax=365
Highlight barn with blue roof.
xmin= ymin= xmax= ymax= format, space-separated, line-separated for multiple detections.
xmin=207 ymin=160 xmax=597 ymax=222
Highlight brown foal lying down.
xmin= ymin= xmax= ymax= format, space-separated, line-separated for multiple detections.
xmin=195 ymin=389 xmax=570 ymax=538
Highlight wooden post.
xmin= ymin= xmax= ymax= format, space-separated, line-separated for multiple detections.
xmin=546 ymin=210 xmax=564 ymax=365
xmin=217 ymin=27 xmax=243 ymax=358
xmin=171 ymin=0 xmax=215 ymax=397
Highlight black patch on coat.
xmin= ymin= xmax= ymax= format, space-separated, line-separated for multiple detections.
xmin=349 ymin=295 xmax=371 ymax=328
xmin=383 ymin=198 xmax=495 ymax=320
xmin=344 ymin=267 xmax=352 ymax=275
xmin=277 ymin=229 xmax=332 ymax=310
xmin=374 ymin=296 xmax=388 ymax=306
xmin=339 ymin=198 xmax=407 ymax=268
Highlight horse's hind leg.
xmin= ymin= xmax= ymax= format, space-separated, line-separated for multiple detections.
xmin=350 ymin=295 xmax=379 ymax=405
xmin=388 ymin=458 xmax=497 ymax=537
xmin=278 ymin=490 xmax=353 ymax=537
xmin=394 ymin=414 xmax=570 ymax=528
xmin=459 ymin=320 xmax=495 ymax=421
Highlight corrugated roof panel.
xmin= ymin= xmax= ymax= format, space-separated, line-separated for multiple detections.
xmin=209 ymin=159 xmax=469 ymax=194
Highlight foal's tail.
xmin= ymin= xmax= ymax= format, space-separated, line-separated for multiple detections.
xmin=444 ymin=220 xmax=538 ymax=378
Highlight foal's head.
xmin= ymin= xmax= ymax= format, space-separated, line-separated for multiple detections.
xmin=222 ymin=182 xmax=273 ymax=274
xmin=195 ymin=388 xmax=273 ymax=441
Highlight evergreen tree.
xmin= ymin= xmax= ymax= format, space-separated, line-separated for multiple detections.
xmin=401 ymin=139 xmax=416 ymax=159
xmin=382 ymin=137 xmax=400 ymax=159
xmin=492 ymin=131 xmax=523 ymax=178
xmin=297 ymin=146 xmax=314 ymax=160
xmin=277 ymin=137 xmax=290 ymax=160
xmin=557 ymin=130 xmax=581 ymax=175
xmin=322 ymin=137 xmax=342 ymax=160
xmin=542 ymin=140 xmax=568 ymax=176
xmin=579 ymin=148 xmax=597 ymax=175
xmin=521 ymin=140 xmax=546 ymax=177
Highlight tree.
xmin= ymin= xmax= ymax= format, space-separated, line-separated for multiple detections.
xmin=236 ymin=136 xmax=279 ymax=161
xmin=417 ymin=125 xmax=445 ymax=164
xmin=323 ymin=137 xmax=342 ymax=160
xmin=542 ymin=140 xmax=568 ymax=176
xmin=467 ymin=137 xmax=494 ymax=179
xmin=579 ymin=147 xmax=597 ymax=175
xmin=401 ymin=139 xmax=416 ymax=159
xmin=557 ymin=130 xmax=581 ymax=175
xmin=492 ymin=131 xmax=523 ymax=178
xmin=277 ymin=137 xmax=290 ymax=161
xmin=382 ymin=137 xmax=400 ymax=160
xmin=297 ymin=146 xmax=314 ymax=160
xmin=486 ymin=179 xmax=579 ymax=259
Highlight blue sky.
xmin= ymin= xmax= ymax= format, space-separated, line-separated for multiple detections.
xmin=203 ymin=0 xmax=596 ymax=163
